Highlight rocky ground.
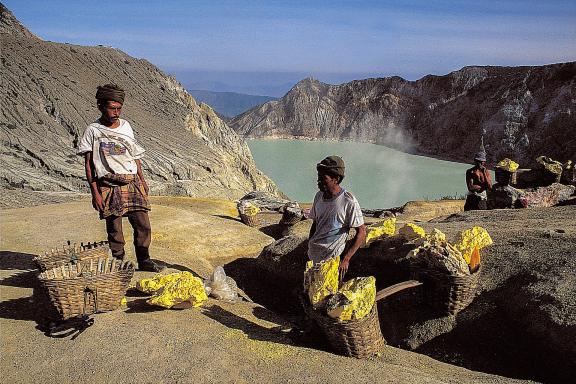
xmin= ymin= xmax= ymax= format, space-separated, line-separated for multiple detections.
xmin=1 ymin=190 xmax=559 ymax=384
xmin=238 ymin=205 xmax=575 ymax=384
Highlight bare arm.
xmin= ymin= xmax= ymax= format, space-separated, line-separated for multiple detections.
xmin=308 ymin=221 xmax=316 ymax=240
xmin=339 ymin=224 xmax=366 ymax=276
xmin=484 ymin=168 xmax=492 ymax=190
xmin=84 ymin=152 xmax=104 ymax=212
xmin=466 ymin=170 xmax=480 ymax=192
xmin=136 ymin=159 xmax=149 ymax=194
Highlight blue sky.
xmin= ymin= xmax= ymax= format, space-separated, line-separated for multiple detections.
xmin=4 ymin=0 xmax=576 ymax=96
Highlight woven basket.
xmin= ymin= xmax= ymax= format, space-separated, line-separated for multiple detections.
xmin=39 ymin=258 xmax=134 ymax=320
xmin=239 ymin=213 xmax=260 ymax=227
xmin=35 ymin=242 xmax=111 ymax=271
xmin=411 ymin=266 xmax=481 ymax=315
xmin=279 ymin=209 xmax=303 ymax=225
xmin=302 ymin=296 xmax=385 ymax=358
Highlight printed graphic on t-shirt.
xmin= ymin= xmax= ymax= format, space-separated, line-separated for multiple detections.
xmin=100 ymin=142 xmax=127 ymax=155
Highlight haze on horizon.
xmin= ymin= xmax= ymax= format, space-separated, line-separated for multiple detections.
xmin=5 ymin=0 xmax=576 ymax=96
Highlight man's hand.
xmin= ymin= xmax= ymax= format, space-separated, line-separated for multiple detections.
xmin=141 ymin=179 xmax=149 ymax=195
xmin=136 ymin=159 xmax=149 ymax=195
xmin=338 ymin=224 xmax=366 ymax=283
xmin=91 ymin=191 xmax=104 ymax=212
xmin=339 ymin=257 xmax=350 ymax=282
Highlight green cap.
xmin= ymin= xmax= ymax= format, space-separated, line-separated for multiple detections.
xmin=317 ymin=155 xmax=345 ymax=178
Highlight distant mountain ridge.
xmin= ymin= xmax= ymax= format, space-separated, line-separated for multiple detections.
xmin=0 ymin=4 xmax=282 ymax=199
xmin=188 ymin=90 xmax=276 ymax=119
xmin=230 ymin=64 xmax=576 ymax=167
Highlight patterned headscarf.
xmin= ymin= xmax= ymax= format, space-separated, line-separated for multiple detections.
xmin=96 ymin=84 xmax=125 ymax=104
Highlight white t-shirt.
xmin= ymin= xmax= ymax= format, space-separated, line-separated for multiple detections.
xmin=307 ymin=189 xmax=364 ymax=264
xmin=77 ymin=119 xmax=145 ymax=178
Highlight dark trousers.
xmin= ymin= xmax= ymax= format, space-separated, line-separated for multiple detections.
xmin=105 ymin=210 xmax=151 ymax=265
xmin=464 ymin=194 xmax=487 ymax=211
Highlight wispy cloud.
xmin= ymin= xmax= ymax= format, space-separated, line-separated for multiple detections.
xmin=5 ymin=0 xmax=575 ymax=80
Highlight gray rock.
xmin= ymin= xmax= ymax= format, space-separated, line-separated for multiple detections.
xmin=239 ymin=191 xmax=290 ymax=211
xmin=258 ymin=235 xmax=308 ymax=265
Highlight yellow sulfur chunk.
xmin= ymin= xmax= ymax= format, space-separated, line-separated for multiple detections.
xmin=365 ymin=217 xmax=396 ymax=244
xmin=237 ymin=201 xmax=260 ymax=216
xmin=414 ymin=228 xmax=447 ymax=247
xmin=147 ymin=272 xmax=207 ymax=309
xmin=454 ymin=226 xmax=493 ymax=264
xmin=496 ymin=158 xmax=519 ymax=173
xmin=136 ymin=272 xmax=185 ymax=294
xmin=536 ymin=156 xmax=563 ymax=176
xmin=326 ymin=276 xmax=376 ymax=321
xmin=304 ymin=256 xmax=339 ymax=309
xmin=399 ymin=223 xmax=426 ymax=241
xmin=426 ymin=228 xmax=447 ymax=244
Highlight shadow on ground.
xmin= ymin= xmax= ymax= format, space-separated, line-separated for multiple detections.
xmin=0 ymin=251 xmax=60 ymax=327
xmin=202 ymin=304 xmax=295 ymax=345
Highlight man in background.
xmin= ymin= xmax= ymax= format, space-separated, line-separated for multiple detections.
xmin=307 ymin=156 xmax=366 ymax=279
xmin=464 ymin=151 xmax=492 ymax=211
xmin=77 ymin=84 xmax=164 ymax=272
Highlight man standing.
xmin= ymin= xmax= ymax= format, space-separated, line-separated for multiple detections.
xmin=77 ymin=84 xmax=164 ymax=272
xmin=464 ymin=151 xmax=492 ymax=211
xmin=307 ymin=156 xmax=366 ymax=279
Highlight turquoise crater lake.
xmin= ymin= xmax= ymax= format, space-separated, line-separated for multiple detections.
xmin=247 ymin=139 xmax=475 ymax=209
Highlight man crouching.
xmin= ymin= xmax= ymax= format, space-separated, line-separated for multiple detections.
xmin=77 ymin=84 xmax=164 ymax=272
xmin=307 ymin=156 xmax=366 ymax=279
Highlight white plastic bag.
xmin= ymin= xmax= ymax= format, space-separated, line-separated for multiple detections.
xmin=206 ymin=266 xmax=239 ymax=302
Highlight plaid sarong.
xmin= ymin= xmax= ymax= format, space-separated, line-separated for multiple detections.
xmin=98 ymin=174 xmax=150 ymax=219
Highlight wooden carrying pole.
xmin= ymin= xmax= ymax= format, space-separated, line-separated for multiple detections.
xmin=375 ymin=280 xmax=422 ymax=302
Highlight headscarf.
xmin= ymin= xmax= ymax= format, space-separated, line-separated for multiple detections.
xmin=474 ymin=151 xmax=487 ymax=162
xmin=96 ymin=84 xmax=125 ymax=104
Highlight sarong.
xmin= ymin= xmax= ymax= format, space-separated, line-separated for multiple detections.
xmin=98 ymin=174 xmax=150 ymax=219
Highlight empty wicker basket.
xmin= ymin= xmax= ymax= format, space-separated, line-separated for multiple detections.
xmin=239 ymin=213 xmax=260 ymax=227
xmin=279 ymin=208 xmax=303 ymax=225
xmin=302 ymin=296 xmax=385 ymax=358
xmin=39 ymin=257 xmax=134 ymax=320
xmin=411 ymin=266 xmax=481 ymax=315
xmin=35 ymin=242 xmax=111 ymax=271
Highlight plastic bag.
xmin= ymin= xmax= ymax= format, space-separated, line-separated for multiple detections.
xmin=206 ymin=266 xmax=239 ymax=302
xmin=147 ymin=272 xmax=208 ymax=309
xmin=365 ymin=217 xmax=396 ymax=244
xmin=326 ymin=276 xmax=376 ymax=321
xmin=303 ymin=256 xmax=339 ymax=309
xmin=454 ymin=226 xmax=493 ymax=264
xmin=399 ymin=223 xmax=426 ymax=241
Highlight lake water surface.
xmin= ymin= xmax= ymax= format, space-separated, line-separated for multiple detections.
xmin=247 ymin=139 xmax=475 ymax=209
